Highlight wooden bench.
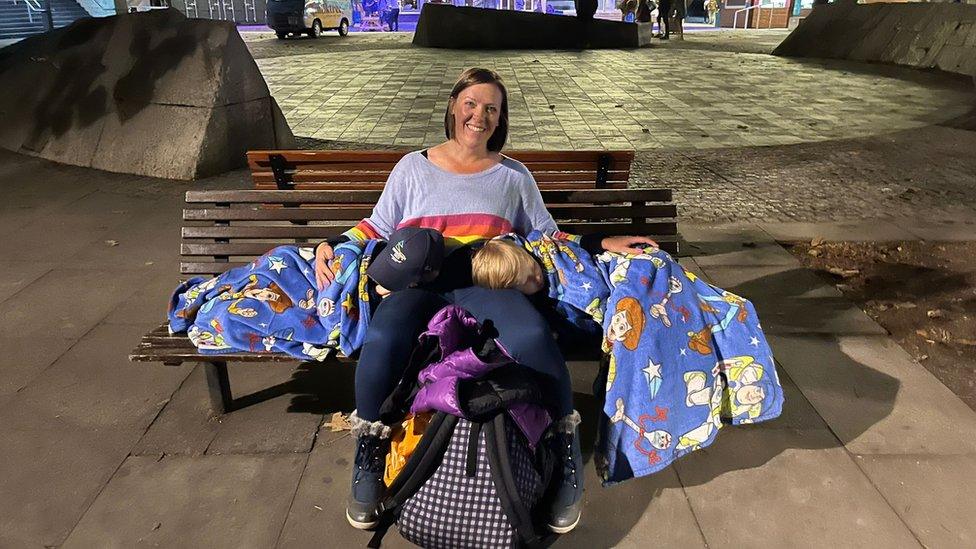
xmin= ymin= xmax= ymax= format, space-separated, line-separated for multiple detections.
xmin=246 ymin=150 xmax=636 ymax=191
xmin=130 ymin=188 xmax=677 ymax=416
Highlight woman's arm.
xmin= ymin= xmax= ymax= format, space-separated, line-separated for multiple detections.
xmin=314 ymin=160 xmax=406 ymax=289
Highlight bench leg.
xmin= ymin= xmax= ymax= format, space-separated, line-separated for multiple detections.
xmin=203 ymin=361 xmax=233 ymax=414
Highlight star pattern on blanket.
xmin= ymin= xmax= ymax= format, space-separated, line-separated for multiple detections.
xmin=269 ymin=257 xmax=288 ymax=274
xmin=169 ymin=243 xmax=375 ymax=361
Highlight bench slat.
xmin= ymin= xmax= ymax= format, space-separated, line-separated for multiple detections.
xmin=181 ymin=262 xmax=251 ymax=274
xmin=183 ymin=203 xmax=677 ymax=222
xmin=186 ymin=189 xmax=673 ymax=204
xmin=251 ymin=168 xmax=631 ymax=182
xmin=253 ymin=182 xmax=627 ymax=191
xmin=246 ymin=149 xmax=634 ymax=165
xmin=558 ymin=221 xmax=677 ymax=235
xmin=185 ymin=207 xmax=376 ymax=221
xmin=181 ymin=219 xmax=676 ymax=240
xmin=182 ymin=226 xmax=348 ymax=239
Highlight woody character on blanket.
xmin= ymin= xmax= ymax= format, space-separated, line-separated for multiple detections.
xmin=169 ymin=231 xmax=784 ymax=484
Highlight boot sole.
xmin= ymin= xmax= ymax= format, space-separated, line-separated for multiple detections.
xmin=547 ymin=511 xmax=581 ymax=534
xmin=346 ymin=509 xmax=379 ymax=530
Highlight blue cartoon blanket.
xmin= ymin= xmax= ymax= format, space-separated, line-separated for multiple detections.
xmin=168 ymin=242 xmax=377 ymax=360
xmin=169 ymin=232 xmax=783 ymax=485
xmin=518 ymin=231 xmax=785 ymax=485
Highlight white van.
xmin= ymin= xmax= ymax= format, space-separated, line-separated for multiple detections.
xmin=267 ymin=0 xmax=353 ymax=38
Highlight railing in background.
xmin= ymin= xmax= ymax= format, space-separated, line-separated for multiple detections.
xmin=732 ymin=0 xmax=776 ymax=29
xmin=19 ymin=0 xmax=54 ymax=29
xmin=22 ymin=0 xmax=42 ymax=23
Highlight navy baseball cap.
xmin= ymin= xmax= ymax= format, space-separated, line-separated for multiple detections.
xmin=366 ymin=227 xmax=445 ymax=291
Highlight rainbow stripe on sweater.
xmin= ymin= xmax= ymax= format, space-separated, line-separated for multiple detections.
xmin=344 ymin=215 xmax=579 ymax=248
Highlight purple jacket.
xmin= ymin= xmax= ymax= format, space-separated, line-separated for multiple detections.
xmin=410 ymin=306 xmax=552 ymax=448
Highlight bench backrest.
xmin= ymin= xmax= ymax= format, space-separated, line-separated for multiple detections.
xmin=181 ymin=189 xmax=678 ymax=277
xmin=246 ymin=150 xmax=635 ymax=190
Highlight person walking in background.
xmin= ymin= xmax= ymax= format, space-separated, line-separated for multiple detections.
xmin=617 ymin=0 xmax=637 ymax=21
xmin=388 ymin=0 xmax=400 ymax=30
xmin=656 ymin=0 xmax=672 ymax=38
xmin=575 ymin=0 xmax=597 ymax=20
xmin=377 ymin=0 xmax=389 ymax=29
xmin=636 ymin=0 xmax=654 ymax=23
xmin=705 ymin=0 xmax=718 ymax=24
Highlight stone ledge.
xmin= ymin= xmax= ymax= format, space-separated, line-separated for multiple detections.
xmin=413 ymin=4 xmax=653 ymax=49
xmin=774 ymin=2 xmax=976 ymax=83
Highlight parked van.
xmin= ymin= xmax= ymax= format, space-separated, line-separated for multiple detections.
xmin=267 ymin=0 xmax=351 ymax=39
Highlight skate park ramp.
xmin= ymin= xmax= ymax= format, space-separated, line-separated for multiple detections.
xmin=0 ymin=9 xmax=295 ymax=180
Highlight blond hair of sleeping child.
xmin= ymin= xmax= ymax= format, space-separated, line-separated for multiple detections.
xmin=471 ymin=239 xmax=545 ymax=295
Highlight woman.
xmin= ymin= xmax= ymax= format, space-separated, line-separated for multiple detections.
xmin=313 ymin=68 xmax=658 ymax=534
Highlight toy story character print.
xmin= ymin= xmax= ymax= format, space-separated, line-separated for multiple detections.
xmin=716 ymin=356 xmax=767 ymax=421
xmin=298 ymin=247 xmax=316 ymax=261
xmin=168 ymin=243 xmax=375 ymax=360
xmin=298 ymin=289 xmax=316 ymax=310
xmin=649 ymin=276 xmax=683 ymax=328
xmin=675 ymin=370 xmax=726 ymax=452
xmin=699 ymin=290 xmax=749 ymax=329
xmin=604 ymin=296 xmax=645 ymax=352
xmin=227 ymin=275 xmax=294 ymax=318
xmin=318 ymin=297 xmax=336 ymax=318
xmin=585 ymin=297 xmax=604 ymax=324
xmin=173 ymin=276 xmax=221 ymax=319
xmin=187 ymin=325 xmax=230 ymax=351
xmin=605 ymin=353 xmax=617 ymax=392
xmin=610 ymin=398 xmax=672 ymax=466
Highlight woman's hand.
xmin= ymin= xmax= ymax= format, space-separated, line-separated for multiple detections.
xmin=601 ymin=235 xmax=659 ymax=255
xmin=314 ymin=242 xmax=336 ymax=290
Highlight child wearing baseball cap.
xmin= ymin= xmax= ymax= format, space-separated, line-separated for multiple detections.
xmin=366 ymin=227 xmax=446 ymax=297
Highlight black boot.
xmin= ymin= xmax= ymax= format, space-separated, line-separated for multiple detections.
xmin=547 ymin=411 xmax=584 ymax=534
xmin=346 ymin=412 xmax=391 ymax=530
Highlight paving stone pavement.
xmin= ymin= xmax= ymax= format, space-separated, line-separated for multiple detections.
xmin=2 ymin=29 xmax=976 ymax=549
xmin=246 ymin=31 xmax=976 ymax=223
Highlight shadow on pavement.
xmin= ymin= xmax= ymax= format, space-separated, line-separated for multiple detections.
xmin=223 ymin=266 xmax=901 ymax=547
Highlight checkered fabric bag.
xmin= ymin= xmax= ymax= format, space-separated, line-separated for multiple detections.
xmin=374 ymin=412 xmax=546 ymax=549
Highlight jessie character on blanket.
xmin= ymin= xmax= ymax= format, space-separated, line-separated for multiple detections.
xmin=605 ymin=297 xmax=645 ymax=351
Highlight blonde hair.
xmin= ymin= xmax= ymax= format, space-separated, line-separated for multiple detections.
xmin=471 ymin=240 xmax=537 ymax=290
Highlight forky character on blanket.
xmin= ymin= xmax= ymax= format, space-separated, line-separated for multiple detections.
xmin=649 ymin=276 xmax=684 ymax=328
xmin=611 ymin=398 xmax=673 ymax=466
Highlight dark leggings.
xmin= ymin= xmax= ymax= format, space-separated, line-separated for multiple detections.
xmin=658 ymin=0 xmax=672 ymax=36
xmin=354 ymin=287 xmax=574 ymax=422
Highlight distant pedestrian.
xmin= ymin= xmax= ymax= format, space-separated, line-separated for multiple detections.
xmin=575 ymin=0 xmax=597 ymax=20
xmin=388 ymin=0 xmax=399 ymax=30
xmin=636 ymin=0 xmax=654 ymax=23
xmin=656 ymin=0 xmax=672 ymax=38
xmin=617 ymin=0 xmax=636 ymax=21
xmin=705 ymin=0 xmax=718 ymax=24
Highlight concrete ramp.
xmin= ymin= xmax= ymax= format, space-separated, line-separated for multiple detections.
xmin=0 ymin=9 xmax=295 ymax=180
xmin=773 ymin=3 xmax=976 ymax=83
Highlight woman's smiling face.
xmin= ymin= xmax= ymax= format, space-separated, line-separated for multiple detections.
xmin=451 ymin=82 xmax=503 ymax=149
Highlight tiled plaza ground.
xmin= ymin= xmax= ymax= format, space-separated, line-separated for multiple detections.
xmin=2 ymin=28 xmax=976 ymax=549
xmin=246 ymin=30 xmax=976 ymax=223
xmin=250 ymin=30 xmax=971 ymax=151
